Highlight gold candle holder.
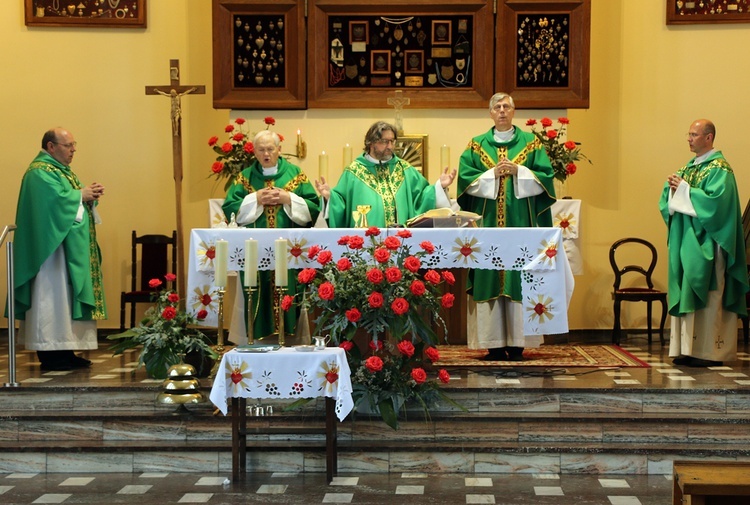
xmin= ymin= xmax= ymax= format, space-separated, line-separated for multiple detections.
xmin=210 ymin=287 xmax=227 ymax=378
xmin=277 ymin=286 xmax=287 ymax=347
xmin=244 ymin=286 xmax=256 ymax=345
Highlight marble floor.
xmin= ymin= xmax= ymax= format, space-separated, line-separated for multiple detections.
xmin=2 ymin=332 xmax=749 ymax=504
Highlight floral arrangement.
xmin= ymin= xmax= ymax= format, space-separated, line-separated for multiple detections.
xmin=207 ymin=116 xmax=283 ymax=190
xmin=526 ymin=117 xmax=591 ymax=182
xmin=108 ymin=273 xmax=218 ymax=379
xmin=287 ymin=227 xmax=463 ymax=429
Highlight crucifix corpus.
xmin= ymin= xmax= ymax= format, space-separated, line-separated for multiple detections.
xmin=145 ymin=59 xmax=205 ymax=295
xmin=387 ymin=89 xmax=410 ymax=135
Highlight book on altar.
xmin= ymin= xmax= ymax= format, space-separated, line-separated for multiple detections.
xmin=406 ymin=208 xmax=482 ymax=228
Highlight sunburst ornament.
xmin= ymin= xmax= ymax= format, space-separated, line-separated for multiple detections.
xmin=452 ymin=236 xmax=479 ymax=264
xmin=317 ymin=360 xmax=341 ymax=394
xmin=288 ymin=237 xmax=312 ymax=266
xmin=224 ymin=357 xmax=253 ymax=394
xmin=526 ymin=294 xmax=554 ymax=323
xmin=538 ymin=240 xmax=559 ymax=267
xmin=196 ymin=239 xmax=217 ymax=268
xmin=553 ymin=211 xmax=578 ymax=239
xmin=191 ymin=285 xmax=218 ymax=315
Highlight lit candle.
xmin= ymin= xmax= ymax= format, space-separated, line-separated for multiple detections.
xmin=244 ymin=238 xmax=258 ymax=287
xmin=343 ymin=144 xmax=353 ymax=166
xmin=441 ymin=145 xmax=450 ymax=169
xmin=275 ymin=238 xmax=288 ymax=287
xmin=319 ymin=151 xmax=329 ymax=181
xmin=296 ymin=129 xmax=302 ymax=149
xmin=214 ymin=239 xmax=228 ymax=287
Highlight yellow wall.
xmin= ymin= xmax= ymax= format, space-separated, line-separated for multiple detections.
xmin=1 ymin=0 xmax=748 ymax=331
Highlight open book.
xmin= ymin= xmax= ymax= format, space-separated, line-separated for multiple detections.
xmin=406 ymin=208 xmax=482 ymax=228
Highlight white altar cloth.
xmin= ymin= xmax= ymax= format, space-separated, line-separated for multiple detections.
xmin=187 ymin=227 xmax=574 ymax=335
xmin=209 ymin=347 xmax=353 ymax=421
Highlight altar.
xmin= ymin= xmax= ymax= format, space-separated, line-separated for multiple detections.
xmin=187 ymin=227 xmax=574 ymax=336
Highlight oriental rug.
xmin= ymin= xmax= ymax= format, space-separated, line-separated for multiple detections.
xmin=433 ymin=345 xmax=650 ymax=368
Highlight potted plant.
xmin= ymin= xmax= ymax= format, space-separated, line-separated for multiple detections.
xmin=108 ymin=273 xmax=218 ymax=379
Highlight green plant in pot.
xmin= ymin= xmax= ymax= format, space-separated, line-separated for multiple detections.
xmin=108 ymin=273 xmax=218 ymax=379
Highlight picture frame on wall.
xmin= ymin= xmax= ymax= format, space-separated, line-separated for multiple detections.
xmin=24 ymin=0 xmax=147 ymax=28
xmin=431 ymin=20 xmax=452 ymax=45
xmin=370 ymin=50 xmax=391 ymax=75
xmin=349 ymin=20 xmax=369 ymax=42
xmin=394 ymin=134 xmax=429 ymax=175
xmin=666 ymin=0 xmax=750 ymax=25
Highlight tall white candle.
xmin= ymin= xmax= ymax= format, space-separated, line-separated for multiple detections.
xmin=214 ymin=239 xmax=228 ymax=287
xmin=343 ymin=144 xmax=353 ymax=166
xmin=319 ymin=151 xmax=329 ymax=181
xmin=244 ymin=238 xmax=258 ymax=287
xmin=441 ymin=145 xmax=450 ymax=169
xmin=275 ymin=238 xmax=288 ymax=287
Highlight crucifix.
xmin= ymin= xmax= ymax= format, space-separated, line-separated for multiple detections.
xmin=387 ymin=90 xmax=411 ymax=135
xmin=145 ymin=59 xmax=205 ymax=295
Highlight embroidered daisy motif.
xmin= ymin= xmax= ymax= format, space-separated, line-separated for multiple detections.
xmin=224 ymin=357 xmax=252 ymax=395
xmin=452 ymin=236 xmax=479 ymax=264
xmin=317 ymin=361 xmax=340 ymax=394
xmin=526 ymin=294 xmax=554 ymax=323
xmin=553 ymin=211 xmax=578 ymax=239
xmin=538 ymin=240 xmax=558 ymax=268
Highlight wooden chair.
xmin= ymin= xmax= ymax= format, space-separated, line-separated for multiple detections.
xmin=119 ymin=230 xmax=177 ymax=331
xmin=610 ymin=237 xmax=667 ymax=346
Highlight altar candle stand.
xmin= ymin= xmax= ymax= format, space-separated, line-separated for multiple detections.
xmin=211 ymin=240 xmax=229 ymax=377
xmin=244 ymin=239 xmax=258 ymax=345
xmin=274 ymin=238 xmax=288 ymax=346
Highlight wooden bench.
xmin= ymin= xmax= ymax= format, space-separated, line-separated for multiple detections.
xmin=673 ymin=460 xmax=750 ymax=505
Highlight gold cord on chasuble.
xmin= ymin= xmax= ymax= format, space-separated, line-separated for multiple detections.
xmin=678 ymin=157 xmax=732 ymax=187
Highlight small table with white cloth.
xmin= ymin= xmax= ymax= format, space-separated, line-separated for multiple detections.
xmin=209 ymin=347 xmax=353 ymax=482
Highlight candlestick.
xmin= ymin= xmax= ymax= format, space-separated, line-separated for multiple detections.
xmin=275 ymin=238 xmax=288 ymax=286
xmin=296 ymin=129 xmax=307 ymax=159
xmin=343 ymin=144 xmax=353 ymax=166
xmin=209 ymin=287 xmax=227 ymax=378
xmin=245 ymin=286 xmax=256 ymax=345
xmin=277 ymin=287 xmax=287 ymax=347
xmin=319 ymin=151 xmax=329 ymax=181
xmin=244 ymin=239 xmax=258 ymax=287
xmin=214 ymin=239 xmax=228 ymax=287
xmin=441 ymin=145 xmax=450 ymax=169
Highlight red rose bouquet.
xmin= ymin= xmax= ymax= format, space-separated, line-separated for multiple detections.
xmin=293 ymin=227 xmax=462 ymax=429
xmin=108 ymin=273 xmax=217 ymax=379
xmin=526 ymin=116 xmax=591 ymax=182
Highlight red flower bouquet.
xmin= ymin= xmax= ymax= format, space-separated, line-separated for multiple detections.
xmin=526 ymin=116 xmax=591 ymax=182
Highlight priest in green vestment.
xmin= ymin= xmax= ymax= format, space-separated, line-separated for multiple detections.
xmin=457 ymin=93 xmax=556 ymax=361
xmin=11 ymin=128 xmax=106 ymax=371
xmin=315 ymin=121 xmax=457 ymax=228
xmin=223 ymin=130 xmax=321 ymax=342
xmin=660 ymin=119 xmax=748 ymax=367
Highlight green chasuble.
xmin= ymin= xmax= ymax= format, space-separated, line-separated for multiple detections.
xmin=457 ymin=127 xmax=556 ymax=303
xmin=328 ymin=154 xmax=436 ymax=227
xmin=659 ymin=150 xmax=748 ymax=317
xmin=223 ymin=157 xmax=321 ymax=339
xmin=13 ymin=151 xmax=106 ymax=320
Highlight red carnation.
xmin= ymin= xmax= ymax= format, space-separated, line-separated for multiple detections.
xmin=297 ymin=268 xmax=317 ymax=284
xmin=345 ymin=307 xmax=361 ymax=323
xmin=438 ymin=369 xmax=450 ymax=383
xmin=368 ymin=292 xmax=384 ymax=308
xmin=337 ymin=235 xmax=350 ymax=245
xmin=243 ymin=142 xmax=254 ymax=154
xmin=404 ymin=256 xmax=421 ymax=273
xmin=211 ymin=161 xmax=223 ymax=174
xmin=411 ymin=367 xmax=427 ymax=384
xmin=424 ymin=270 xmax=441 ymax=284
xmin=232 ymin=132 xmax=245 ymax=141
xmin=397 ymin=340 xmax=415 ymax=358
xmin=161 ymin=307 xmax=177 ymax=320
xmin=307 ymin=245 xmax=321 ymax=259
xmin=165 ymin=273 xmax=176 ymax=282
xmin=224 ymin=124 xmax=235 ymax=133
xmin=566 ymin=162 xmax=577 ymax=175
xmin=366 ymin=269 xmax=384 ymax=284
xmin=234 ymin=118 xmax=246 ymax=125
xmin=317 ymin=250 xmax=333 ymax=265
xmin=339 ymin=340 xmax=354 ymax=352
xmin=564 ymin=140 xmax=577 ymax=150
xmin=420 ymin=241 xmax=435 ymax=254
xmin=347 ymin=235 xmax=364 ymax=249
xmin=373 ymin=248 xmax=391 ymax=263
xmin=148 ymin=278 xmax=162 ymax=289
xmin=385 ymin=267 xmax=402 ymax=283
xmin=264 ymin=116 xmax=276 ymax=125
xmin=208 ymin=136 xmax=219 ymax=146
xmin=167 ymin=293 xmax=180 ymax=303
xmin=196 ymin=309 xmax=208 ymax=321
xmin=278 ymin=134 xmax=285 ymax=142
xmin=365 ymin=356 xmax=384 ymax=373
xmin=391 ymin=297 xmax=409 ymax=315
xmin=383 ymin=236 xmax=401 ymax=250
xmin=441 ymin=271 xmax=456 ymax=285
xmin=425 ymin=346 xmax=440 ymax=362
xmin=397 ymin=229 xmax=412 ymax=238
xmin=558 ymin=117 xmax=570 ymax=124
xmin=365 ymin=227 xmax=381 ymax=237
xmin=336 ymin=257 xmax=352 ymax=271
xmin=410 ymin=280 xmax=426 ymax=296
xmin=441 ymin=293 xmax=455 ymax=308
xmin=281 ymin=294 xmax=294 ymax=311
xmin=526 ymin=119 xmax=537 ymax=126
xmin=318 ymin=282 xmax=335 ymax=301
xmin=540 ymin=117 xmax=553 ymax=128
xmin=546 ymin=130 xmax=558 ymax=140
xmin=221 ymin=142 xmax=233 ymax=153
xmin=368 ymin=339 xmax=384 ymax=351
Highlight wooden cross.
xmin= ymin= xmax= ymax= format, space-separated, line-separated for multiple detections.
xmin=145 ymin=59 xmax=205 ymax=295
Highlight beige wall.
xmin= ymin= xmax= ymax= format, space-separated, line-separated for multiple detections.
xmin=1 ymin=0 xmax=748 ymax=331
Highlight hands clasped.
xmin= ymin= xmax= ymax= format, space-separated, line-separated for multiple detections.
xmin=494 ymin=158 xmax=517 ymax=178
xmin=667 ymin=174 xmax=683 ymax=190
xmin=257 ymin=187 xmax=291 ymax=206
xmin=82 ymin=182 xmax=105 ymax=202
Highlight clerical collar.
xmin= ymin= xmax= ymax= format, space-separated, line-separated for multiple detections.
xmin=493 ymin=126 xmax=515 ymax=143
xmin=261 ymin=165 xmax=278 ymax=176
xmin=365 ymin=153 xmax=392 ymax=164
xmin=693 ymin=149 xmax=715 ymax=165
